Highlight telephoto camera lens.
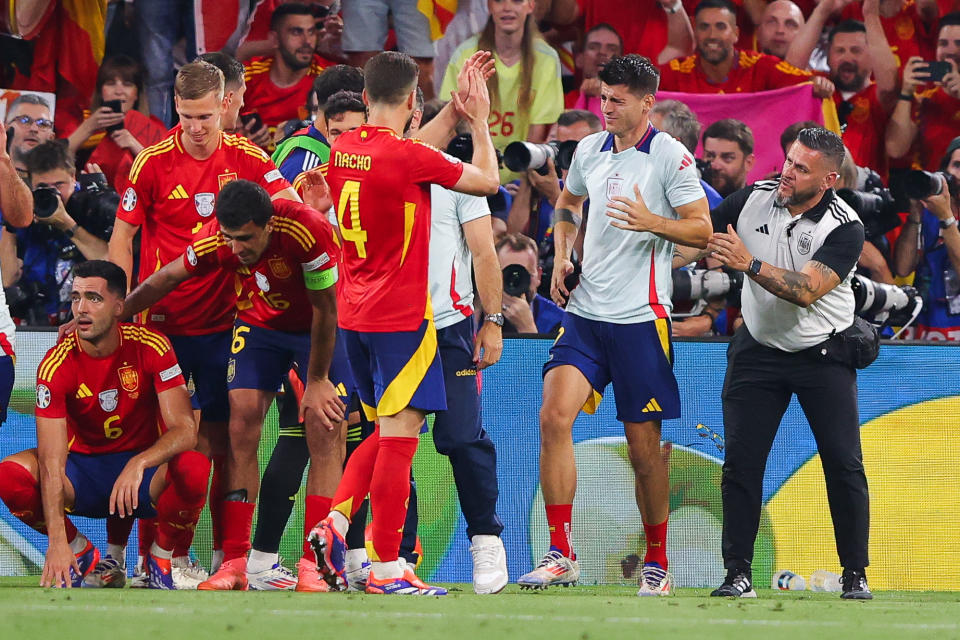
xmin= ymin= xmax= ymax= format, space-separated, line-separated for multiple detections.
xmin=32 ymin=186 xmax=60 ymax=218
xmin=903 ymin=170 xmax=944 ymax=200
xmin=502 ymin=264 xmax=531 ymax=298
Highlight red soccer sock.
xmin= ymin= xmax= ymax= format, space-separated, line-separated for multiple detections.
xmin=303 ymin=495 xmax=332 ymax=555
xmin=220 ymin=499 xmax=256 ymax=562
xmin=209 ymin=455 xmax=227 ymax=551
xmin=155 ymin=451 xmax=211 ymax=554
xmin=0 ymin=460 xmax=78 ymax=541
xmin=174 ymin=452 xmax=213 ymax=556
xmin=545 ymin=503 xmax=574 ymax=558
xmin=138 ymin=518 xmax=156 ymax=558
xmin=106 ymin=514 xmax=135 ymax=546
xmin=643 ymin=518 xmax=668 ymax=569
xmin=368 ymin=436 xmax=418 ymax=563
xmin=330 ymin=426 xmax=379 ymax=520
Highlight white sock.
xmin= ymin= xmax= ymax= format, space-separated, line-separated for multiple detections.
xmin=172 ymin=556 xmax=190 ymax=568
xmin=210 ymin=549 xmax=224 ymax=573
xmin=345 ymin=548 xmax=369 ymax=570
xmin=106 ymin=543 xmax=126 ymax=565
xmin=247 ymin=550 xmax=278 ymax=573
xmin=150 ymin=542 xmax=173 ymax=560
xmin=68 ymin=533 xmax=88 ymax=555
xmin=371 ymin=560 xmax=403 ymax=580
xmin=329 ymin=511 xmax=349 ymax=538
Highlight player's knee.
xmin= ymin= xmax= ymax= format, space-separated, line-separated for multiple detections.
xmin=0 ymin=460 xmax=39 ymax=509
xmin=167 ymin=451 xmax=212 ymax=505
xmin=539 ymin=404 xmax=575 ymax=438
xmin=627 ymin=442 xmax=663 ymax=478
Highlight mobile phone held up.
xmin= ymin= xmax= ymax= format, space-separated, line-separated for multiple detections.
xmin=920 ymin=60 xmax=952 ymax=83
xmin=240 ymin=112 xmax=264 ymax=132
xmin=103 ymin=99 xmax=124 ymax=134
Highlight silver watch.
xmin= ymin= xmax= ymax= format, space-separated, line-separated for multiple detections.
xmin=485 ymin=313 xmax=505 ymax=327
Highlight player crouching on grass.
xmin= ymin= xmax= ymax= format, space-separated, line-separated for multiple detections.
xmin=0 ymin=260 xmax=209 ymax=589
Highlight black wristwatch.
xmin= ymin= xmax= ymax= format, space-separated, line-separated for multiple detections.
xmin=748 ymin=257 xmax=763 ymax=276
xmin=485 ymin=313 xmax=505 ymax=327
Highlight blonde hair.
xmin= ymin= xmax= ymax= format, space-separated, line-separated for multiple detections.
xmin=477 ymin=13 xmax=540 ymax=113
xmin=174 ymin=61 xmax=224 ymax=101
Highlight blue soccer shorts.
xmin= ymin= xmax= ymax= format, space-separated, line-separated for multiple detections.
xmin=169 ymin=331 xmax=230 ymax=423
xmin=65 ymin=450 xmax=159 ymax=518
xmin=543 ymin=313 xmax=681 ymax=423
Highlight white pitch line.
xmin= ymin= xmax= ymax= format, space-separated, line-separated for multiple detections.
xmin=0 ymin=602 xmax=957 ymax=631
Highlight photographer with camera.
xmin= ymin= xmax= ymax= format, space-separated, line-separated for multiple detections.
xmin=892 ymin=138 xmax=960 ymax=340
xmin=496 ymin=233 xmax=563 ymax=335
xmin=9 ymin=141 xmax=115 ymax=325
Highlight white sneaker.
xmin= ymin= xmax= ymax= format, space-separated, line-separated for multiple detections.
xmin=172 ymin=556 xmax=208 ymax=590
xmin=247 ymin=560 xmax=297 ymax=591
xmin=517 ymin=550 xmax=580 ymax=590
xmin=344 ymin=551 xmax=371 ymax=592
xmin=129 ymin=556 xmax=149 ymax=588
xmin=470 ymin=535 xmax=508 ymax=594
xmin=636 ymin=562 xmax=672 ymax=596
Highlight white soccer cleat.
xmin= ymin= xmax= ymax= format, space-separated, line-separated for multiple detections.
xmin=344 ymin=551 xmax=371 ymax=592
xmin=172 ymin=556 xmax=209 ymax=590
xmin=470 ymin=535 xmax=508 ymax=594
xmin=517 ymin=550 xmax=579 ymax=590
xmin=248 ymin=560 xmax=297 ymax=591
xmin=636 ymin=562 xmax=673 ymax=596
xmin=129 ymin=556 xmax=149 ymax=588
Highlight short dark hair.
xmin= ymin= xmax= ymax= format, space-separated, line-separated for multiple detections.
xmin=694 ymin=0 xmax=737 ymax=18
xmin=703 ymin=118 xmax=754 ymax=155
xmin=72 ymin=260 xmax=127 ymax=299
xmin=215 ymin=179 xmax=274 ymax=228
xmin=796 ymin=127 xmax=845 ymax=170
xmin=196 ymin=52 xmax=245 ymax=89
xmin=495 ymin=232 xmax=539 ymax=258
xmin=651 ymin=100 xmax=700 ymax=153
xmin=827 ymin=19 xmax=866 ymax=48
xmin=270 ymin=2 xmax=314 ymax=31
xmin=557 ymin=109 xmax=602 ymax=133
xmin=583 ymin=23 xmax=623 ymax=52
xmin=363 ymin=52 xmax=419 ymax=106
xmin=597 ymin=54 xmax=660 ymax=97
xmin=6 ymin=93 xmax=51 ymax=122
xmin=96 ymin=55 xmax=144 ymax=96
xmin=311 ymin=64 xmax=365 ymax=108
xmin=939 ymin=11 xmax=960 ymax=32
xmin=24 ymin=139 xmax=74 ymax=176
xmin=324 ymin=90 xmax=366 ymax=121
xmin=780 ymin=120 xmax=819 ymax=155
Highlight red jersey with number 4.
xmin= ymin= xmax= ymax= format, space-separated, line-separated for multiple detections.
xmin=117 ymin=131 xmax=291 ymax=336
xmin=35 ymin=325 xmax=186 ymax=455
xmin=658 ymin=50 xmax=811 ymax=93
xmin=326 ymin=125 xmax=464 ymax=332
xmin=183 ymin=199 xmax=340 ymax=333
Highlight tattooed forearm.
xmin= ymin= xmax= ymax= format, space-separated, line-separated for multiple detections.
xmin=553 ymin=207 xmax=582 ymax=229
xmin=749 ymin=261 xmax=824 ymax=307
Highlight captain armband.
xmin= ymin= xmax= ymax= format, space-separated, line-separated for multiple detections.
xmin=553 ymin=207 xmax=582 ymax=229
xmin=304 ymin=265 xmax=338 ymax=290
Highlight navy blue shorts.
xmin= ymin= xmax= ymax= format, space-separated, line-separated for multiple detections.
xmin=543 ymin=313 xmax=680 ymax=423
xmin=341 ymin=316 xmax=446 ymax=421
xmin=433 ymin=318 xmax=481 ymax=437
xmin=0 ymin=355 xmax=13 ymax=423
xmin=170 ymin=332 xmax=230 ymax=423
xmin=65 ymin=451 xmax=159 ymax=519
xmin=228 ymin=321 xmax=310 ymax=392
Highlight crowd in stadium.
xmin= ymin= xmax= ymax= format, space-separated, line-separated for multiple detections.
xmin=0 ymin=0 xmax=957 ymax=597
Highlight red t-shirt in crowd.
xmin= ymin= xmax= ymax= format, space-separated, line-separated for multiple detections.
xmin=914 ymin=86 xmax=960 ymax=170
xmin=243 ymin=54 xmax=332 ymax=127
xmin=89 ymin=110 xmax=169 ymax=190
xmin=325 ymin=125 xmax=464 ymax=332
xmin=658 ymin=50 xmax=812 ymax=93
xmin=834 ymin=83 xmax=891 ymax=178
xmin=184 ymin=199 xmax=340 ymax=334
xmin=35 ymin=325 xmax=186 ymax=455
xmin=841 ymin=0 xmax=936 ymax=67
xmin=116 ymin=130 xmax=291 ymax=336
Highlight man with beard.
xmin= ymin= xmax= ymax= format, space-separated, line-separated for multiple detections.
xmin=658 ymin=0 xmax=833 ymax=97
xmin=3 ymin=94 xmax=56 ymax=177
xmin=886 ymin=12 xmax=960 ymax=171
xmin=243 ymin=3 xmax=334 ymax=144
xmin=755 ymin=0 xmax=805 ymax=60
xmin=786 ymin=0 xmax=898 ymax=177
xmin=702 ymin=119 xmax=755 ymax=197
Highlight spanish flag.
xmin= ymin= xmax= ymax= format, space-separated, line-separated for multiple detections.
xmin=417 ymin=0 xmax=457 ymax=41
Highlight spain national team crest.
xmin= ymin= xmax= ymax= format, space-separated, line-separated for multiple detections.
xmin=255 ymin=271 xmax=270 ymax=292
xmin=798 ymin=231 xmax=813 ymax=255
xmin=606 ymin=174 xmax=624 ymax=200
xmin=227 ymin=358 xmax=236 ymax=383
xmin=98 ymin=389 xmax=119 ymax=412
xmin=118 ymin=366 xmax=139 ymax=392
xmin=268 ymin=257 xmax=292 ymax=279
xmin=195 ymin=193 xmax=215 ymax=217
xmin=218 ymin=172 xmax=238 ymax=190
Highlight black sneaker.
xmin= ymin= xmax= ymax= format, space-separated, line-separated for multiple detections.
xmin=840 ymin=568 xmax=873 ymax=600
xmin=710 ymin=570 xmax=757 ymax=598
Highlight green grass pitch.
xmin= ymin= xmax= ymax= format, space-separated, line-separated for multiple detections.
xmin=2 ymin=579 xmax=959 ymax=640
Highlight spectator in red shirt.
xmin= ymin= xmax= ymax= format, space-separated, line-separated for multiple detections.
xmin=243 ymin=3 xmax=333 ymax=142
xmin=659 ymin=0 xmax=832 ymax=95
xmin=65 ymin=56 xmax=168 ymax=190
xmin=577 ymin=0 xmax=696 ymax=64
xmin=755 ymin=0 xmax=805 ymax=59
xmin=842 ymin=0 xmax=939 ymax=68
xmin=886 ymin=12 xmax=960 ymax=169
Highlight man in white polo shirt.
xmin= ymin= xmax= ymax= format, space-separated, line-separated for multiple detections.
xmin=702 ymin=127 xmax=871 ymax=600
xmin=517 ymin=55 xmax=710 ymax=596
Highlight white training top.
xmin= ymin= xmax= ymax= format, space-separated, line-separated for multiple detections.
xmin=564 ymin=127 xmax=705 ymax=324
xmin=0 ymin=255 xmax=14 ymax=356
xmin=428 ymin=184 xmax=491 ymax=330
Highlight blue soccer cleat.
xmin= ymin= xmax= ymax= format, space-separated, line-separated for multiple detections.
xmin=145 ymin=553 xmax=176 ymax=590
xmin=308 ymin=516 xmax=347 ymax=590
xmin=365 ymin=568 xmax=447 ymax=596
xmin=69 ymin=539 xmax=101 ymax=588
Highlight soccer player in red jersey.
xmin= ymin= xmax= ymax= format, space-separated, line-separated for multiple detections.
xmin=243 ymin=4 xmax=333 ymax=135
xmin=308 ymin=51 xmax=499 ymax=595
xmin=119 ymin=178 xmax=345 ymax=591
xmin=658 ymin=0 xmax=828 ymax=95
xmin=0 ymin=261 xmax=209 ymax=589
xmin=107 ymin=60 xmax=300 ymax=577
